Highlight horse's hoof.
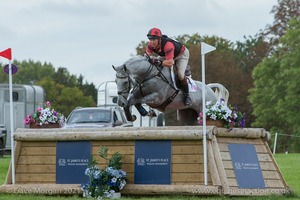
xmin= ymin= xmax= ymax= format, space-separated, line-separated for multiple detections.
xmin=147 ymin=110 xmax=157 ymax=117
xmin=132 ymin=115 xmax=137 ymax=121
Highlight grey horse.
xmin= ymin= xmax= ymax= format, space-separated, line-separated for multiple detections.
xmin=112 ymin=55 xmax=228 ymax=125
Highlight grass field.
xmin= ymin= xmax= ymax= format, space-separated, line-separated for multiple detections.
xmin=274 ymin=154 xmax=300 ymax=194
xmin=0 ymin=154 xmax=299 ymax=200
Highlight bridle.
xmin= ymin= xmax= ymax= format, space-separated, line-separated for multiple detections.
xmin=116 ymin=70 xmax=132 ymax=99
xmin=115 ymin=61 xmax=158 ymax=98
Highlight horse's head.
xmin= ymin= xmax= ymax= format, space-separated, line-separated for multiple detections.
xmin=112 ymin=65 xmax=131 ymax=107
xmin=112 ymin=55 xmax=161 ymax=107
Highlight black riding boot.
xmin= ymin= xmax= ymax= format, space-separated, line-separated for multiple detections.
xmin=181 ymin=78 xmax=192 ymax=106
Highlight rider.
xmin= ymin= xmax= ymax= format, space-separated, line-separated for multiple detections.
xmin=145 ymin=27 xmax=192 ymax=106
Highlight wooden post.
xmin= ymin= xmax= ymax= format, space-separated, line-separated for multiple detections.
xmin=207 ymin=141 xmax=221 ymax=186
xmin=211 ymin=135 xmax=229 ymax=195
xmin=5 ymin=141 xmax=22 ymax=184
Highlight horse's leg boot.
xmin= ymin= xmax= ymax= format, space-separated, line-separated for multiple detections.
xmin=181 ymin=78 xmax=192 ymax=106
xmin=135 ymin=103 xmax=148 ymax=116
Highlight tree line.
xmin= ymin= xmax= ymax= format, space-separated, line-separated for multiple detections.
xmin=0 ymin=60 xmax=96 ymax=115
xmin=0 ymin=0 xmax=299 ymax=152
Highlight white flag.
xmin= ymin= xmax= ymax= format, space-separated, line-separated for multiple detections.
xmin=201 ymin=42 xmax=216 ymax=55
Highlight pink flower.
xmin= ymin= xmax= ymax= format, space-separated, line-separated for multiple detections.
xmin=197 ymin=112 xmax=204 ymax=125
xmin=24 ymin=115 xmax=32 ymax=125
xmin=24 ymin=101 xmax=65 ymax=127
xmin=46 ymin=101 xmax=51 ymax=107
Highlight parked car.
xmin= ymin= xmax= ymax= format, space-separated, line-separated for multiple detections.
xmin=0 ymin=124 xmax=7 ymax=157
xmin=63 ymin=107 xmax=133 ymax=128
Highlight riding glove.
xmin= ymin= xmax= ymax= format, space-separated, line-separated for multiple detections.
xmin=149 ymin=58 xmax=162 ymax=66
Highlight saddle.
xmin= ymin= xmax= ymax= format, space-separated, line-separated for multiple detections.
xmin=170 ymin=65 xmax=196 ymax=92
xmin=184 ymin=65 xmax=192 ymax=77
xmin=155 ymin=65 xmax=195 ymax=110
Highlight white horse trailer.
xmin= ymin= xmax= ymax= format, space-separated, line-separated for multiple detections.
xmin=0 ymin=84 xmax=44 ymax=150
xmin=97 ymin=81 xmax=164 ymax=127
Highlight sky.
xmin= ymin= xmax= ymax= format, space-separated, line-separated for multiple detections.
xmin=0 ymin=0 xmax=278 ymax=89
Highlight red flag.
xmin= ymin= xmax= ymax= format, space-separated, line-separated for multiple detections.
xmin=0 ymin=48 xmax=12 ymax=60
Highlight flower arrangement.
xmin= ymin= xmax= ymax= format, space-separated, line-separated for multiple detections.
xmin=81 ymin=146 xmax=127 ymax=199
xmin=24 ymin=101 xmax=65 ymax=127
xmin=197 ymin=98 xmax=246 ymax=129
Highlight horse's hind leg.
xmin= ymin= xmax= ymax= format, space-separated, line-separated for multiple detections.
xmin=177 ymin=109 xmax=198 ymax=125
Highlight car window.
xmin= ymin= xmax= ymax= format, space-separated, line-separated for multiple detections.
xmin=68 ymin=110 xmax=111 ymax=123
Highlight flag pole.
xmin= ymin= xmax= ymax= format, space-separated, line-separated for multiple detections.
xmin=0 ymin=48 xmax=15 ymax=184
xmin=9 ymin=59 xmax=15 ymax=184
xmin=201 ymin=42 xmax=216 ymax=186
xmin=201 ymin=45 xmax=208 ymax=186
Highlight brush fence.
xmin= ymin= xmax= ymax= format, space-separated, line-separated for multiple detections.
xmin=1 ymin=126 xmax=291 ymax=196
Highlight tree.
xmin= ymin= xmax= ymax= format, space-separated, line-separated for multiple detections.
xmin=38 ymin=77 xmax=64 ymax=101
xmin=234 ymin=36 xmax=270 ymax=72
xmin=249 ymin=17 xmax=300 ymax=152
xmin=0 ymin=59 xmax=56 ymax=84
xmin=54 ymin=67 xmax=78 ymax=87
xmin=81 ymin=81 xmax=97 ymax=103
xmin=77 ymin=74 xmax=98 ymax=103
xmin=261 ymin=0 xmax=300 ymax=53
xmin=57 ymin=87 xmax=95 ymax=116
xmin=249 ymin=58 xmax=283 ymax=129
xmin=0 ymin=59 xmax=97 ymax=117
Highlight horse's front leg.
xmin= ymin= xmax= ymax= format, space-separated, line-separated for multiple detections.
xmin=123 ymin=106 xmax=137 ymax=122
xmin=127 ymin=93 xmax=160 ymax=118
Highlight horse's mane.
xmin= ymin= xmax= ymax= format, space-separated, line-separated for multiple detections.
xmin=124 ymin=55 xmax=147 ymax=66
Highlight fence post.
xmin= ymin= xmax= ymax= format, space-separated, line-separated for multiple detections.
xmin=273 ymin=132 xmax=278 ymax=155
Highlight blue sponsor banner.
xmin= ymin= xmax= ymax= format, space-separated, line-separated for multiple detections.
xmin=56 ymin=141 xmax=91 ymax=184
xmin=134 ymin=141 xmax=171 ymax=184
xmin=228 ymin=144 xmax=265 ymax=189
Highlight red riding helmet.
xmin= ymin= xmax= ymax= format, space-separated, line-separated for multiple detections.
xmin=147 ymin=28 xmax=162 ymax=39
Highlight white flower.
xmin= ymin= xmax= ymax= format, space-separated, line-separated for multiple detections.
xmin=24 ymin=101 xmax=65 ymax=126
xmin=93 ymin=170 xmax=101 ymax=179
xmin=210 ymin=114 xmax=217 ymax=120
xmin=205 ymin=101 xmax=233 ymax=122
xmin=84 ymin=168 xmax=90 ymax=176
xmin=119 ymin=180 xmax=126 ymax=190
xmin=81 ymin=146 xmax=127 ymax=199
xmin=111 ymin=177 xmax=117 ymax=183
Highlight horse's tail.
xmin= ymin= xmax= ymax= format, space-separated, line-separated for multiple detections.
xmin=207 ymin=83 xmax=229 ymax=105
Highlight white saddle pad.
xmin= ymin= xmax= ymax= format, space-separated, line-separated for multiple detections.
xmin=170 ymin=67 xmax=197 ymax=93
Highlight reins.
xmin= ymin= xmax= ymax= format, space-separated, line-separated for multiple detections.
xmin=143 ymin=52 xmax=177 ymax=91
